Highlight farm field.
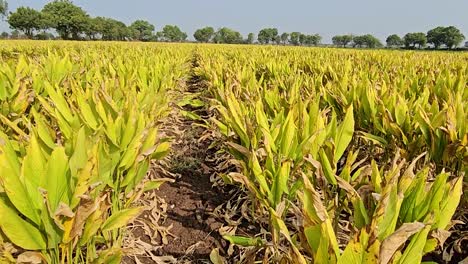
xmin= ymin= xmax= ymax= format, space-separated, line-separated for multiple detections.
xmin=0 ymin=41 xmax=467 ymax=264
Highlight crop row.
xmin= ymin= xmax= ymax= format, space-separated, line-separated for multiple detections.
xmin=196 ymin=46 xmax=467 ymax=263
xmin=0 ymin=41 xmax=191 ymax=263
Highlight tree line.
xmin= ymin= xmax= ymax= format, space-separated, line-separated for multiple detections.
xmin=0 ymin=0 xmax=466 ymax=49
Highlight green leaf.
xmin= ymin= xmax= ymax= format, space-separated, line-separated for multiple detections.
xmin=436 ymin=177 xmax=463 ymax=229
xmin=334 ymin=105 xmax=354 ymax=164
xmin=223 ymin=235 xmax=263 ymax=247
xmin=270 ymin=161 xmax=290 ymax=208
xmin=101 ymin=207 xmax=144 ymax=232
xmin=45 ymin=147 xmax=70 ymax=211
xmin=69 ymin=127 xmax=88 ymax=178
xmin=143 ymin=178 xmax=174 ymax=192
xmin=319 ymin=148 xmax=337 ymax=185
xmin=398 ymin=226 xmax=431 ymax=264
xmin=380 ymin=222 xmax=425 ymax=264
xmin=0 ymin=133 xmax=40 ymax=224
xmin=0 ymin=197 xmax=46 ymax=250
xmin=152 ymin=142 xmax=171 ymax=160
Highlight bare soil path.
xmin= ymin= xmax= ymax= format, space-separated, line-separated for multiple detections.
xmin=123 ymin=57 xmax=235 ymax=264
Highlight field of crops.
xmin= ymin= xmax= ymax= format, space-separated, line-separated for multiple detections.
xmin=0 ymin=41 xmax=466 ymax=264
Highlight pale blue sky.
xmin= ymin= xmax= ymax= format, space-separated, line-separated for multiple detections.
xmin=2 ymin=0 xmax=467 ymax=43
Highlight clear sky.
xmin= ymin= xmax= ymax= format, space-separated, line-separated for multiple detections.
xmin=1 ymin=0 xmax=468 ymax=43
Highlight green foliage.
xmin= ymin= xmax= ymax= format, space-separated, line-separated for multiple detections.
xmin=213 ymin=27 xmax=243 ymax=44
xmin=280 ymin=32 xmax=289 ymax=44
xmin=427 ymin=27 xmax=446 ymax=49
xmin=84 ymin=16 xmax=130 ymax=40
xmin=200 ymin=45 xmax=467 ymax=263
xmin=403 ymin=32 xmax=427 ymax=48
xmin=386 ymin=34 xmax=403 ymax=47
xmin=353 ymin=34 xmax=383 ymax=48
xmin=194 ymin=26 xmax=215 ymax=42
xmin=246 ymin=32 xmax=255 ymax=44
xmin=427 ymin=26 xmax=465 ymax=49
xmin=159 ymin=24 xmax=187 ymax=42
xmin=258 ymin=28 xmax=278 ymax=44
xmin=442 ymin=26 xmax=465 ymax=48
xmin=289 ymin=32 xmax=301 ymax=45
xmin=7 ymin=7 xmax=44 ymax=38
xmin=0 ymin=41 xmax=190 ymax=263
xmin=129 ymin=20 xmax=154 ymax=41
xmin=332 ymin=34 xmax=354 ymax=47
xmin=0 ymin=0 xmax=7 ymax=18
xmin=42 ymin=0 xmax=90 ymax=40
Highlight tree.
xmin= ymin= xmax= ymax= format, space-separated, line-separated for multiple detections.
xmin=42 ymin=0 xmax=89 ymax=40
xmin=10 ymin=29 xmax=20 ymax=39
xmin=353 ymin=34 xmax=382 ymax=48
xmin=258 ymin=28 xmax=278 ymax=44
xmin=427 ymin=27 xmax=445 ymax=49
xmin=403 ymin=32 xmax=427 ymax=48
xmin=84 ymin=17 xmax=101 ymax=40
xmin=35 ymin=32 xmax=55 ymax=40
xmin=159 ymin=25 xmax=186 ymax=42
xmin=332 ymin=35 xmax=353 ymax=47
xmin=275 ymin=35 xmax=281 ymax=45
xmin=302 ymin=34 xmax=321 ymax=46
xmin=0 ymin=31 xmax=8 ymax=39
xmin=0 ymin=0 xmax=7 ymax=18
xmin=7 ymin=7 xmax=45 ymax=39
xmin=311 ymin=34 xmax=322 ymax=46
xmin=442 ymin=26 xmax=465 ymax=49
xmin=289 ymin=32 xmax=301 ymax=45
xmin=193 ymin=26 xmax=214 ymax=43
xmin=352 ymin=35 xmax=365 ymax=47
xmin=386 ymin=34 xmax=403 ymax=47
xmin=213 ymin=27 xmax=243 ymax=44
xmin=92 ymin=17 xmax=129 ymax=41
xmin=299 ymin=33 xmax=307 ymax=45
xmin=280 ymin=32 xmax=289 ymax=45
xmin=129 ymin=20 xmax=155 ymax=41
xmin=246 ymin=33 xmax=255 ymax=44
xmin=427 ymin=26 xmax=465 ymax=49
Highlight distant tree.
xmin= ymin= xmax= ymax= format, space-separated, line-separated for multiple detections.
xmin=289 ymin=32 xmax=301 ymax=45
xmin=275 ymin=35 xmax=281 ymax=45
xmin=95 ymin=17 xmax=129 ymax=41
xmin=306 ymin=34 xmax=321 ymax=46
xmin=159 ymin=25 xmax=187 ymax=42
xmin=0 ymin=31 xmax=8 ymax=39
xmin=386 ymin=34 xmax=403 ymax=47
xmin=280 ymin=32 xmax=289 ymax=45
xmin=7 ymin=7 xmax=45 ymax=39
xmin=246 ymin=33 xmax=255 ymax=44
xmin=129 ymin=20 xmax=155 ymax=41
xmin=0 ymin=0 xmax=7 ymax=18
xmin=404 ymin=32 xmax=427 ymax=48
xmin=299 ymin=34 xmax=307 ymax=45
xmin=351 ymin=35 xmax=361 ymax=47
xmin=84 ymin=17 xmax=101 ymax=40
xmin=258 ymin=28 xmax=278 ymax=44
xmin=442 ymin=26 xmax=465 ymax=49
xmin=332 ymin=35 xmax=353 ymax=47
xmin=213 ymin=27 xmax=243 ymax=44
xmin=154 ymin=31 xmax=163 ymax=41
xmin=426 ymin=26 xmax=465 ymax=49
xmin=427 ymin=27 xmax=445 ymax=49
xmin=354 ymin=34 xmax=382 ymax=48
xmin=10 ymin=29 xmax=20 ymax=39
xmin=42 ymin=0 xmax=89 ymax=40
xmin=194 ymin=26 xmax=214 ymax=42
xmin=35 ymin=32 xmax=55 ymax=40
